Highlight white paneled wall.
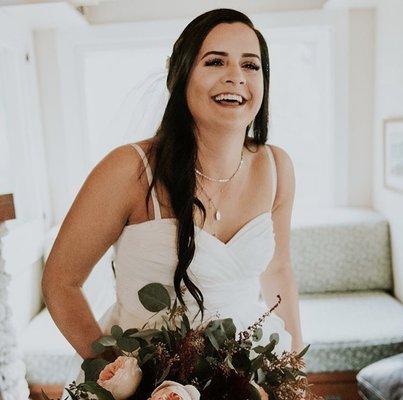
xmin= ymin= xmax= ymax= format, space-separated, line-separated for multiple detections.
xmin=37 ymin=9 xmax=350 ymax=225
xmin=0 ymin=10 xmax=50 ymax=224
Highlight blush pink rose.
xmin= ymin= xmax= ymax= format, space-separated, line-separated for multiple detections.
xmin=97 ymin=355 xmax=142 ymax=400
xmin=251 ymin=380 xmax=269 ymax=400
xmin=149 ymin=380 xmax=200 ymax=400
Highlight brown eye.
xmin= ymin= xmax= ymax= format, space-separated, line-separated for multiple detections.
xmin=204 ymin=58 xmax=224 ymax=66
xmin=243 ymin=63 xmax=260 ymax=71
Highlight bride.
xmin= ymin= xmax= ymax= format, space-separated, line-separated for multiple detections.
xmin=41 ymin=8 xmax=304 ymax=397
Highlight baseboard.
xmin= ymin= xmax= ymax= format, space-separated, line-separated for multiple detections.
xmin=30 ymin=372 xmax=362 ymax=400
xmin=308 ymin=371 xmax=362 ymax=400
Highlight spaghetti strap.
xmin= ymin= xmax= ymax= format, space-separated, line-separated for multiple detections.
xmin=129 ymin=143 xmax=161 ymax=220
xmin=265 ymin=145 xmax=277 ymax=210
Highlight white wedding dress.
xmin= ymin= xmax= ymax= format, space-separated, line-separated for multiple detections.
xmin=61 ymin=143 xmax=292 ymax=399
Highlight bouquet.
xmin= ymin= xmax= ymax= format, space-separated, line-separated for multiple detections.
xmin=42 ymin=283 xmax=323 ymax=400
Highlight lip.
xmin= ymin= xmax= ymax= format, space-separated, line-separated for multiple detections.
xmin=212 ymin=92 xmax=248 ymax=102
xmin=211 ymin=97 xmax=247 ymax=108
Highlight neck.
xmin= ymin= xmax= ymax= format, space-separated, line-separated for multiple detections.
xmin=195 ymin=127 xmax=247 ymax=180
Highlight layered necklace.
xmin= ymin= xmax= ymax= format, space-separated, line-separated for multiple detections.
xmin=195 ymin=149 xmax=244 ymax=228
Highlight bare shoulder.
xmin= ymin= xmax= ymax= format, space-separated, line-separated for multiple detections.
xmin=265 ymin=144 xmax=295 ymax=209
xmin=101 ymin=138 xmax=155 ymax=183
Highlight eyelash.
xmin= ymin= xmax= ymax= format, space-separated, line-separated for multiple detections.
xmin=204 ymin=58 xmax=260 ymax=71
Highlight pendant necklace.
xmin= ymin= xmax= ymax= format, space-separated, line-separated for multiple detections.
xmin=197 ymin=178 xmax=228 ymax=222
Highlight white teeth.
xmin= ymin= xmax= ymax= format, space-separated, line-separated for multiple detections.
xmin=213 ymin=93 xmax=244 ymax=103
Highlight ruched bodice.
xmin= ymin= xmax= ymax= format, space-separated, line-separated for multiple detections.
xmin=61 ymin=143 xmax=292 ymax=398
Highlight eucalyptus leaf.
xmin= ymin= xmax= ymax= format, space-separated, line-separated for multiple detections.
xmin=78 ymin=382 xmax=115 ymax=400
xmin=156 ymin=364 xmax=171 ymax=385
xmin=205 ymin=329 xmax=220 ymax=350
xmin=81 ymin=359 xmax=110 ymax=382
xmin=250 ymin=354 xmax=264 ymax=372
xmin=91 ymin=341 xmax=105 ymax=355
xmin=252 ymin=345 xmax=265 ymax=354
xmin=129 ymin=328 xmax=160 ymax=339
xmin=182 ymin=313 xmax=190 ymax=331
xmin=140 ymin=352 xmax=154 ymax=366
xmin=117 ymin=335 xmax=140 ymax=352
xmin=252 ymin=328 xmax=263 ymax=342
xmin=180 ymin=320 xmax=187 ymax=337
xmin=98 ymin=335 xmax=117 ymax=347
xmin=139 ymin=344 xmax=157 ymax=360
xmin=262 ymin=339 xmax=276 ymax=356
xmin=138 ymin=283 xmax=171 ymax=312
xmin=220 ymin=318 xmax=236 ymax=339
xmin=257 ymin=368 xmax=266 ymax=384
xmin=111 ymin=325 xmax=123 ymax=340
xmin=296 ymin=344 xmax=310 ymax=358
xmin=269 ymin=332 xmax=279 ymax=344
xmin=124 ymin=328 xmax=139 ymax=335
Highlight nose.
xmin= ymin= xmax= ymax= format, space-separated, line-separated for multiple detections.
xmin=222 ymin=64 xmax=246 ymax=85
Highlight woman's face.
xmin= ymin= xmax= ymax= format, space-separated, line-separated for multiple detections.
xmin=186 ymin=22 xmax=264 ymax=132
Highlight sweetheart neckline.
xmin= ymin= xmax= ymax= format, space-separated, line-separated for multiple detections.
xmin=122 ymin=211 xmax=272 ymax=247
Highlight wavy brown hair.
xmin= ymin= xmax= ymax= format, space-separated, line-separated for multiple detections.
xmin=141 ymin=8 xmax=270 ymax=322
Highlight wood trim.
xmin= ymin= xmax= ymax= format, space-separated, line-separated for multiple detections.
xmin=308 ymin=371 xmax=362 ymax=400
xmin=0 ymin=194 xmax=15 ymax=223
xmin=30 ymin=372 xmax=362 ymax=400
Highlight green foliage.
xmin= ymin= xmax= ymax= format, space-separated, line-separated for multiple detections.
xmin=81 ymin=358 xmax=110 ymax=381
xmin=138 ymin=283 xmax=171 ymax=312
xmin=77 ymin=382 xmax=115 ymax=400
xmin=64 ymin=283 xmax=315 ymax=400
xmin=111 ymin=325 xmax=123 ymax=339
xmin=297 ymin=343 xmax=310 ymax=358
xmin=252 ymin=327 xmax=263 ymax=341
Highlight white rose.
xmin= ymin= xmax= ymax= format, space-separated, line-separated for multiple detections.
xmin=149 ymin=380 xmax=200 ymax=400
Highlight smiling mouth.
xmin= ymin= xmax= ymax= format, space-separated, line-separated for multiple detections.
xmin=211 ymin=97 xmax=247 ymax=107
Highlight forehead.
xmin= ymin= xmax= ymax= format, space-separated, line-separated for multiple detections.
xmin=199 ymin=22 xmax=261 ymax=58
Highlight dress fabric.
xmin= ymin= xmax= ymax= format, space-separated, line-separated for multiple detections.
xmin=61 ymin=143 xmax=292 ymax=398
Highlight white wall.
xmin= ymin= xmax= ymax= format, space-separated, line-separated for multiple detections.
xmin=0 ymin=10 xmax=51 ymax=225
xmin=373 ymin=0 xmax=403 ymax=302
xmin=35 ymin=8 xmax=353 ymax=224
xmin=348 ymin=9 xmax=375 ymax=207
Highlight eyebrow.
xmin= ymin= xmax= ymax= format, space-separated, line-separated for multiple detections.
xmin=201 ymin=51 xmax=261 ymax=61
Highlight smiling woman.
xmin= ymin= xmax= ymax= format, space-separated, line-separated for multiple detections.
xmin=41 ymin=8 xmax=305 ymax=399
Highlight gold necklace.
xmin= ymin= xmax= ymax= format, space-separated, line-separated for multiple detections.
xmin=195 ymin=149 xmax=245 ymax=183
xmin=197 ymin=179 xmax=227 ymax=221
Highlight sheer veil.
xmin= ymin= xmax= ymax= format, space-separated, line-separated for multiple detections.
xmin=102 ymin=56 xmax=170 ymax=148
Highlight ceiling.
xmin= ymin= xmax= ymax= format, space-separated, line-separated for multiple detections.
xmin=1 ymin=0 xmax=378 ymax=27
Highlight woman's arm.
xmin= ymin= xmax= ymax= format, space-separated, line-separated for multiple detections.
xmin=259 ymin=145 xmax=304 ymax=353
xmin=42 ymin=144 xmax=141 ymax=360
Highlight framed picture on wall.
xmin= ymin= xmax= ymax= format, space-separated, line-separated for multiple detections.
xmin=383 ymin=117 xmax=403 ymax=193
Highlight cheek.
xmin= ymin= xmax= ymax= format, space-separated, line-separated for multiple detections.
xmin=187 ymin=73 xmax=213 ymax=109
xmin=251 ymin=79 xmax=264 ymax=109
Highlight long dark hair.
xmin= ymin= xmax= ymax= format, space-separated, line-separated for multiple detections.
xmin=142 ymin=8 xmax=270 ymax=322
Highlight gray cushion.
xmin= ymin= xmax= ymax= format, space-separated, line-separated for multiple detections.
xmin=300 ymin=290 xmax=403 ymax=372
xmin=356 ymin=353 xmax=403 ymax=399
xmin=291 ymin=207 xmax=393 ymax=294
